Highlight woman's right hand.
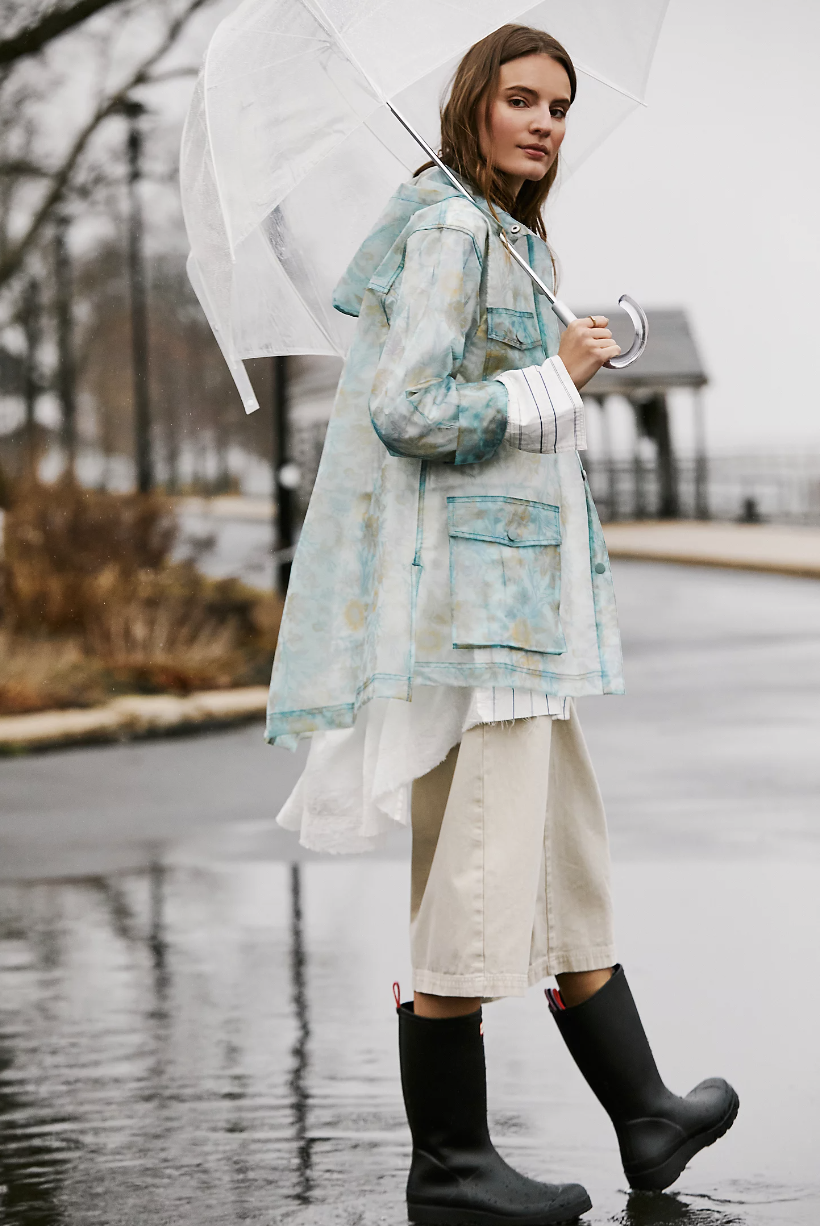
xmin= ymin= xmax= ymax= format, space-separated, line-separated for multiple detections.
xmin=557 ymin=317 xmax=620 ymax=391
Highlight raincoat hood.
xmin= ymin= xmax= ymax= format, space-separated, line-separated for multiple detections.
xmin=332 ymin=168 xmax=529 ymax=319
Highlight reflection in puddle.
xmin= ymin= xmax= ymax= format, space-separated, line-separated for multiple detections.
xmin=0 ymin=859 xmax=815 ymax=1226
xmin=288 ymin=863 xmax=313 ymax=1205
xmin=615 ymin=1190 xmax=745 ymax=1225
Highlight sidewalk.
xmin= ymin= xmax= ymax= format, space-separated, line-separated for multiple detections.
xmin=603 ymin=519 xmax=820 ymax=579
xmin=2 ymin=521 xmax=818 ymax=754
xmin=0 ymin=687 xmax=268 ymax=755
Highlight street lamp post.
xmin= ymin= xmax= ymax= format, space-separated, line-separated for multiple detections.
xmin=53 ymin=211 xmax=77 ymax=476
xmin=121 ymin=98 xmax=153 ymax=494
xmin=21 ymin=276 xmax=41 ymax=475
xmin=272 ymin=355 xmax=296 ymax=594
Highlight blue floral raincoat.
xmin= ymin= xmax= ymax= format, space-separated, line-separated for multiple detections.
xmin=266 ymin=168 xmax=623 ymax=747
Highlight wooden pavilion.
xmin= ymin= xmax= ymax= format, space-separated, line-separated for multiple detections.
xmin=576 ymin=307 xmax=708 ymax=519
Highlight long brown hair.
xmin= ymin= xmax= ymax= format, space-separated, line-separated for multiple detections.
xmin=417 ymin=25 xmax=576 ymax=241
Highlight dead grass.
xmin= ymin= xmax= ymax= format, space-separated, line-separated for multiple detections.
xmin=0 ymin=632 xmax=108 ymax=715
xmin=0 ymin=480 xmax=283 ymax=715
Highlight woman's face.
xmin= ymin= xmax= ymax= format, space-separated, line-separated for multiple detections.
xmin=479 ymin=54 xmax=571 ymax=194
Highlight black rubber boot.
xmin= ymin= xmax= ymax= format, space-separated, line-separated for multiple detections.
xmin=398 ymin=1001 xmax=591 ymax=1225
xmin=549 ymin=966 xmax=739 ymax=1192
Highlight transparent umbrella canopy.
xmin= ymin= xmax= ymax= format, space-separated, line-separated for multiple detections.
xmin=180 ymin=0 xmax=669 ymax=412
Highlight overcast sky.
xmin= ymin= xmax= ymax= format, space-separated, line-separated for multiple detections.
xmin=177 ymin=0 xmax=818 ymax=454
xmin=546 ymin=0 xmax=820 ymax=452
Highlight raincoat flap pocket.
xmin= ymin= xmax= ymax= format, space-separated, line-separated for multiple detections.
xmin=486 ymin=307 xmax=540 ymax=350
xmin=447 ymin=496 xmax=561 ymax=548
xmin=446 ymin=496 xmax=566 ymax=655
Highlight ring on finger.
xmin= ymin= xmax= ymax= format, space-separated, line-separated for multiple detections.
xmin=588 ymin=315 xmax=598 ymax=328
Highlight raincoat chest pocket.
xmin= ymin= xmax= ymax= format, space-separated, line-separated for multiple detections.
xmin=446 ymin=496 xmax=566 ymax=654
xmin=484 ymin=307 xmax=543 ymax=377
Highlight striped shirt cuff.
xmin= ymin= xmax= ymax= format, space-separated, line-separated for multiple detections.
xmin=495 ymin=356 xmax=586 ymax=453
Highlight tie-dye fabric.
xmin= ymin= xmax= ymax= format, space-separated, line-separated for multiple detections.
xmin=266 ymin=169 xmax=623 ymax=748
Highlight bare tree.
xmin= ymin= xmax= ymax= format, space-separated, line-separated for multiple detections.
xmin=0 ymin=0 xmax=130 ymax=66
xmin=0 ymin=0 xmax=212 ymax=291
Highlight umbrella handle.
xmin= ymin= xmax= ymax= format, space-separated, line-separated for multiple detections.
xmin=551 ymin=294 xmax=649 ymax=370
xmin=385 ymin=106 xmax=650 ymax=370
xmin=498 ymin=233 xmax=648 ymax=369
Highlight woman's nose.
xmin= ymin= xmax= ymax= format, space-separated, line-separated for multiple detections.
xmin=530 ymin=108 xmax=553 ymax=135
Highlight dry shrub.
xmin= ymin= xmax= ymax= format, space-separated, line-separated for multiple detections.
xmin=0 ymin=480 xmax=284 ymax=709
xmin=2 ymin=478 xmax=177 ymax=633
xmin=86 ymin=572 xmax=244 ymax=694
xmin=0 ymin=631 xmax=108 ymax=715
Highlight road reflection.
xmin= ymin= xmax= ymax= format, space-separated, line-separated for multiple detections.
xmin=616 ymin=1190 xmax=744 ymax=1225
xmin=288 ymin=862 xmax=313 ymax=1205
xmin=0 ymin=850 xmax=815 ymax=1225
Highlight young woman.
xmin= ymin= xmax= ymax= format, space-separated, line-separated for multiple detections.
xmin=268 ymin=24 xmax=738 ymax=1226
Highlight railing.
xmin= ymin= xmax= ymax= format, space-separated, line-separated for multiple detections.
xmin=289 ymin=418 xmax=820 ymax=528
xmin=586 ymin=453 xmax=820 ymax=525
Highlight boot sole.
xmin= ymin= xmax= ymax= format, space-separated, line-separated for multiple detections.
xmin=625 ymin=1089 xmax=740 ymax=1192
xmin=407 ymin=1191 xmax=593 ymax=1225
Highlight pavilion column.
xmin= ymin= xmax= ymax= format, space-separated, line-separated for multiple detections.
xmin=593 ymin=395 xmax=619 ymax=522
xmin=630 ymin=400 xmax=646 ymax=520
xmin=693 ymin=386 xmax=709 ymax=519
xmin=634 ymin=392 xmax=678 ymax=519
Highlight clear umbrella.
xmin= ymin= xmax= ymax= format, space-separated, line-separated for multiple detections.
xmin=180 ymin=0 xmax=669 ymax=412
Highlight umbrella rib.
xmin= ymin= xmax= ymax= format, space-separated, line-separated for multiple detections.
xmin=301 ymin=0 xmax=384 ymax=100
xmin=574 ymin=61 xmax=645 ymax=107
xmin=229 ymin=44 xmax=330 ymax=80
xmin=364 ymin=107 xmax=429 ymax=173
xmin=237 ymin=29 xmax=328 ymax=42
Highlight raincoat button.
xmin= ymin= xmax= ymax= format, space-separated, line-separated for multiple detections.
xmin=509 ymin=224 xmax=521 ymax=234
xmin=507 ymin=529 xmax=518 ymax=542
xmin=595 ymin=562 xmax=607 ymax=574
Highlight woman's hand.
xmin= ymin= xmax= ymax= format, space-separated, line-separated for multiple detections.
xmin=558 ymin=316 xmax=620 ymax=391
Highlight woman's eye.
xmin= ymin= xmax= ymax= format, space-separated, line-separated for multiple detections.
xmin=550 ymin=108 xmax=567 ymax=119
xmin=509 ymin=97 xmax=528 ymax=108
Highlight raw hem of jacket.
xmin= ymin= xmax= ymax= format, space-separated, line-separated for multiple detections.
xmin=265 ymin=660 xmax=624 ymax=747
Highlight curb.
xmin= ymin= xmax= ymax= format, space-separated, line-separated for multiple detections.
xmin=0 ymin=687 xmax=268 ymax=755
xmin=603 ymin=521 xmax=820 ymax=580
xmin=4 ymin=522 xmax=818 ymax=755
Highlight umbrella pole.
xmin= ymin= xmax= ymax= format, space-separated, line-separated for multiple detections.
xmin=385 ymin=101 xmax=647 ymax=368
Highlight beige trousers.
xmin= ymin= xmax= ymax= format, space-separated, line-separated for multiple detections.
xmin=410 ymin=708 xmax=615 ymax=999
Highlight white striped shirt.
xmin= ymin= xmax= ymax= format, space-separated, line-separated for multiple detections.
xmin=467 ymin=687 xmax=570 ymax=725
xmin=495 ymin=354 xmax=586 ymax=455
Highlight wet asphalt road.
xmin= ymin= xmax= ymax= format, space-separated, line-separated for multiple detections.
xmin=0 ymin=561 xmax=819 ymax=1225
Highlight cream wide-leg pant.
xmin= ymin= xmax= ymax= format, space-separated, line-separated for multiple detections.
xmin=410 ymin=708 xmax=616 ymax=999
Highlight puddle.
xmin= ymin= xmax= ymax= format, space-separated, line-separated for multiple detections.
xmin=0 ymin=857 xmax=817 ymax=1225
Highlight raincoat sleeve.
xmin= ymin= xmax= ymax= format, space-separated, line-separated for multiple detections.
xmin=368 ymin=224 xmax=508 ymax=465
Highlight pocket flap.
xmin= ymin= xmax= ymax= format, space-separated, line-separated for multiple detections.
xmin=486 ymin=307 xmax=540 ymax=349
xmin=447 ymin=496 xmax=561 ymax=547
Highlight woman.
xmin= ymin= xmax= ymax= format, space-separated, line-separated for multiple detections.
xmin=268 ymin=24 xmax=738 ymax=1226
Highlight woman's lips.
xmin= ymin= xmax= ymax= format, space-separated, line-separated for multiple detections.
xmin=520 ymin=146 xmax=548 ymax=159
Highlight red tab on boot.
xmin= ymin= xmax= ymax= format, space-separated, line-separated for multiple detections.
xmin=546 ymin=987 xmax=566 ymax=1013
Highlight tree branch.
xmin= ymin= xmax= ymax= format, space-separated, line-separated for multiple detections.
xmin=0 ymin=159 xmax=50 ymax=177
xmin=0 ymin=0 xmax=128 ymax=67
xmin=0 ymin=0 xmax=211 ymax=289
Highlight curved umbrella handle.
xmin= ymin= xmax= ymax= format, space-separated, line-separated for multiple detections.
xmin=551 ymin=294 xmax=648 ymax=370
xmin=383 ymin=117 xmax=651 ymax=372
xmin=604 ymin=294 xmax=649 ymax=369
xmin=495 ymin=230 xmax=649 ymax=369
